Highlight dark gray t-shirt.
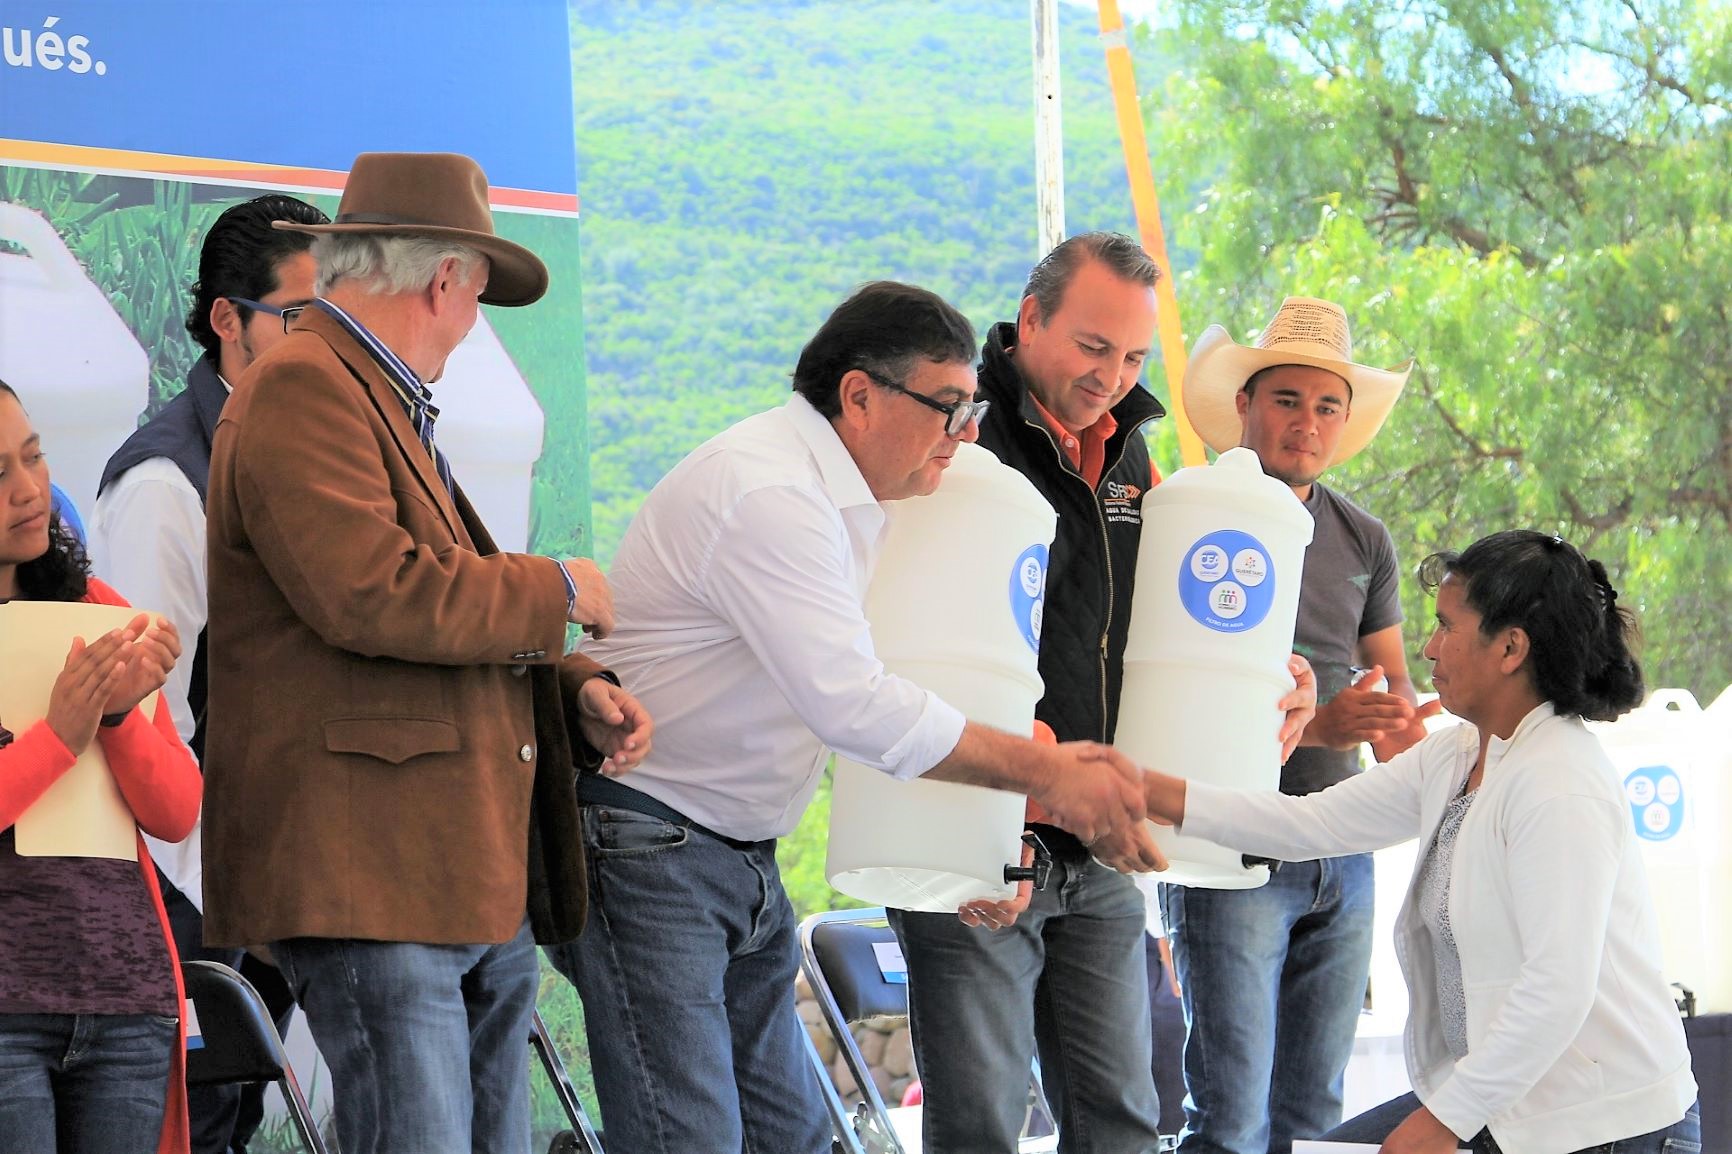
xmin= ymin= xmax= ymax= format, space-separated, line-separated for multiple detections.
xmin=1280 ymin=482 xmax=1403 ymax=796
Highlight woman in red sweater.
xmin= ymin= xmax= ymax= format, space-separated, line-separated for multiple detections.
xmin=0 ymin=380 xmax=201 ymax=1154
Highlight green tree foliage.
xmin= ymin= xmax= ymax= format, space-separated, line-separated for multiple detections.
xmin=572 ymin=0 xmax=1165 ymax=564
xmin=1144 ymin=0 xmax=1731 ymax=698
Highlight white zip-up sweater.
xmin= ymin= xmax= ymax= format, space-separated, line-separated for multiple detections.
xmin=1183 ymin=703 xmax=1696 ymax=1154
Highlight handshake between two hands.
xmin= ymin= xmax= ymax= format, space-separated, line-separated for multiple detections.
xmin=957 ymin=653 xmax=1319 ymax=931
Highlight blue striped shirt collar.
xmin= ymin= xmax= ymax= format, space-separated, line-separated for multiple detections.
xmin=312 ymin=298 xmax=437 ymax=416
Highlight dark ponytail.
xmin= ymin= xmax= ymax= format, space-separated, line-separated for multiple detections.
xmin=1580 ymin=557 xmax=1644 ymax=720
xmin=1419 ymin=530 xmax=1644 ymax=721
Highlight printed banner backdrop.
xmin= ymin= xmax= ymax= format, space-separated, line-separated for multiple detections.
xmin=1 ymin=1 xmax=591 ymax=1141
xmin=0 ymin=0 xmax=592 ymax=559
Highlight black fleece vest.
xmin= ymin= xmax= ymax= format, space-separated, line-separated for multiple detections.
xmin=974 ymin=323 xmax=1165 ymax=749
xmin=97 ymin=359 xmax=227 ymax=762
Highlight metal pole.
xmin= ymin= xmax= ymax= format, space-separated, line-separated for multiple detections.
xmin=1031 ymin=0 xmax=1065 ymax=258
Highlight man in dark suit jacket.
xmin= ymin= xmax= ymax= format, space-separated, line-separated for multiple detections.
xmin=203 ymin=152 xmax=652 ymax=1154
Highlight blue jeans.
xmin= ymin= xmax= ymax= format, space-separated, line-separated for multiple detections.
xmin=1161 ymin=853 xmax=1375 ymax=1154
xmin=1323 ymin=1092 xmax=1702 ymax=1154
xmin=0 ymin=1012 xmax=177 ymax=1154
xmin=889 ymin=855 xmax=1164 ymax=1154
xmin=545 ymin=806 xmax=832 ymax=1154
xmin=271 ymin=916 xmax=539 ymax=1154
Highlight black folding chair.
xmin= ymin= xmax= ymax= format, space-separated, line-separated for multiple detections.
xmin=531 ymin=1009 xmax=607 ymax=1154
xmin=181 ymin=960 xmax=330 ymax=1154
xmin=799 ymin=907 xmax=1057 ymax=1154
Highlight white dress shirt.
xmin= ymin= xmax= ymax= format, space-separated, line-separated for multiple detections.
xmin=581 ymin=396 xmax=968 ymax=841
xmin=89 ymin=457 xmax=207 ymax=747
xmin=1183 ymin=704 xmax=1697 ymax=1153
xmin=89 ymin=456 xmax=210 ymax=908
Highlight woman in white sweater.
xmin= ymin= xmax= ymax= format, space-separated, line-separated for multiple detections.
xmin=1145 ymin=530 xmax=1698 ymax=1154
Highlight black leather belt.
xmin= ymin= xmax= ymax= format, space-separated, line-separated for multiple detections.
xmin=577 ymin=773 xmax=772 ymax=853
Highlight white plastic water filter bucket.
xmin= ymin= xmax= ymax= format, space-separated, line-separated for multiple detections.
xmin=1587 ymin=689 xmax=1712 ymax=1004
xmin=827 ymin=442 xmax=1057 ymax=912
xmin=431 ymin=313 xmax=545 ymax=552
xmin=1692 ymin=684 xmax=1732 ymax=1012
xmin=1115 ymin=446 xmax=1315 ymax=888
xmin=0 ymin=202 xmax=149 ymax=520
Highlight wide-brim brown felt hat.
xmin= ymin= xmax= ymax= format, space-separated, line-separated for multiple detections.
xmin=1183 ymin=296 xmax=1414 ymax=466
xmin=274 ymin=152 xmax=548 ymax=307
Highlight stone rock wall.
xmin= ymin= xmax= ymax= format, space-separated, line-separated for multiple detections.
xmin=796 ymin=973 xmax=918 ymax=1108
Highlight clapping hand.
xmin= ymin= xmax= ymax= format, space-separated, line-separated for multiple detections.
xmin=45 ymin=628 xmax=131 ymax=755
xmin=101 ymin=613 xmax=180 ymax=718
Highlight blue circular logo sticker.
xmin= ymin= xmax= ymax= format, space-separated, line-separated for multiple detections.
xmin=1624 ymin=765 xmax=1684 ymax=841
xmin=1009 ymin=544 xmax=1047 ymax=653
xmin=1178 ymin=530 xmax=1275 ymax=633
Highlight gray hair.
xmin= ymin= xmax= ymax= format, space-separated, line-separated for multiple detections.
xmin=312 ymin=233 xmax=488 ymax=297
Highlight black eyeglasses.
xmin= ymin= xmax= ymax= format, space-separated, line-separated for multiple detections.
xmin=226 ymin=296 xmax=308 ymax=334
xmin=862 ymin=368 xmax=990 ymax=438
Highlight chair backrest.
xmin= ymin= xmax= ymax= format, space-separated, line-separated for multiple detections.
xmin=808 ymin=916 xmax=908 ymax=1026
xmin=182 ymin=959 xmax=291 ymax=1086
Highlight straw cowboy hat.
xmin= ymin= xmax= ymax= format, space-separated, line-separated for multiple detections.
xmin=1183 ymin=297 xmax=1414 ymax=466
xmin=275 ymin=152 xmax=548 ymax=307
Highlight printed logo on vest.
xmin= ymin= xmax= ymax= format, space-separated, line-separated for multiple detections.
xmin=1102 ymin=479 xmax=1143 ymax=526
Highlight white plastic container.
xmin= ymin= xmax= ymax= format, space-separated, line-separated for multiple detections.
xmin=1693 ymin=683 xmax=1732 ymax=1012
xmin=0 ymin=201 xmax=149 ymax=520
xmin=1115 ymin=446 xmax=1315 ymax=888
xmin=1587 ymin=689 xmax=1711 ymax=1003
xmin=430 ymin=312 xmax=545 ymax=552
xmin=827 ymin=442 xmax=1057 ymax=912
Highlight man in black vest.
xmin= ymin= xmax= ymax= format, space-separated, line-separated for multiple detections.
xmin=889 ymin=233 xmax=1316 ymax=1154
xmin=89 ymin=193 xmax=328 ymax=1154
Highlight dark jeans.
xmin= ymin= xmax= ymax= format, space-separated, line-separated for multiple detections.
xmin=162 ymin=875 xmax=296 ymax=1154
xmin=1323 ymin=1092 xmax=1702 ymax=1154
xmin=890 ymin=854 xmax=1165 ymax=1154
xmin=0 ymin=1012 xmax=177 ymax=1154
xmin=545 ymin=806 xmax=832 ymax=1154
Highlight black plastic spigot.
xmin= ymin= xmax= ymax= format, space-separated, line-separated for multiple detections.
xmin=1004 ymin=831 xmax=1054 ymax=890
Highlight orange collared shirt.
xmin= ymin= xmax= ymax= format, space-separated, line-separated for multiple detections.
xmin=1028 ymin=393 xmax=1119 ymax=489
xmin=1027 ymin=393 xmax=1165 ymax=489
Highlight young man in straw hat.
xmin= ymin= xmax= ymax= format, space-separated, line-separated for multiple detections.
xmin=201 ymin=152 xmax=653 ymax=1154
xmin=1162 ymin=296 xmax=1439 ymax=1154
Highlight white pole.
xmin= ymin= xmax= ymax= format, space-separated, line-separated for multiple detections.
xmin=1031 ymin=0 xmax=1065 ymax=258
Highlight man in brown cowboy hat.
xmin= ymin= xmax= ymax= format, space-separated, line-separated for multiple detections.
xmin=1160 ymin=296 xmax=1439 ymax=1154
xmin=201 ymin=152 xmax=653 ymax=1154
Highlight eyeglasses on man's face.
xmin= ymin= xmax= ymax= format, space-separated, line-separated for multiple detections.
xmin=226 ymin=296 xmax=308 ymax=335
xmin=862 ymin=368 xmax=990 ymax=438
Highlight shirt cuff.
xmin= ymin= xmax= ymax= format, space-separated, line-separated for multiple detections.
xmin=552 ymin=557 xmax=577 ymax=618
xmin=1420 ymin=1078 xmax=1486 ymax=1143
xmin=1176 ymin=780 xmax=1234 ymax=841
xmin=882 ymin=692 xmax=969 ymax=782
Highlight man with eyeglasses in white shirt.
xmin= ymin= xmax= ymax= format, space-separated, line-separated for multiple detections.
xmin=545 ymin=280 xmax=1167 ymax=1154
xmin=88 ymin=192 xmax=327 ymax=1154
